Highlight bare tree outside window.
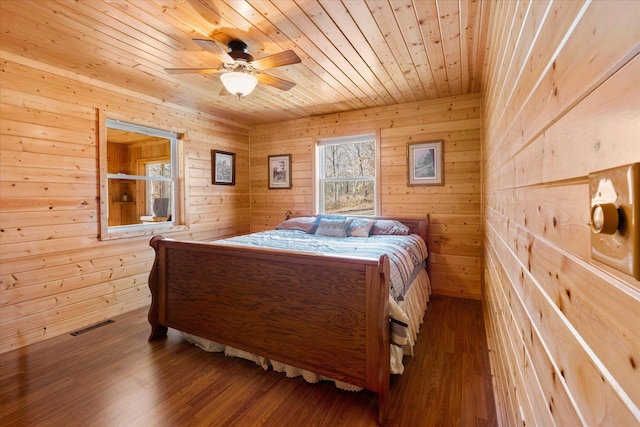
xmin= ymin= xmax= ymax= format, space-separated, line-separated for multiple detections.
xmin=318 ymin=135 xmax=376 ymax=215
xmin=145 ymin=162 xmax=172 ymax=216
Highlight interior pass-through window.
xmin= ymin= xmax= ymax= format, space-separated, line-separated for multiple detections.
xmin=98 ymin=114 xmax=186 ymax=240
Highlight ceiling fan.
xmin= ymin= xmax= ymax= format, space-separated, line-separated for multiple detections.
xmin=165 ymin=39 xmax=301 ymax=99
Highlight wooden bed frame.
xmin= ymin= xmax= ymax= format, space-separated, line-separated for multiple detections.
xmin=147 ymin=215 xmax=429 ymax=424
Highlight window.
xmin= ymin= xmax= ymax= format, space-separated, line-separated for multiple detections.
xmin=144 ymin=162 xmax=172 ymax=217
xmin=99 ymin=113 xmax=186 ymax=240
xmin=317 ymin=134 xmax=378 ymax=215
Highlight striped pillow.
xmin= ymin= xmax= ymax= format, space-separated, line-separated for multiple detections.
xmin=314 ymin=218 xmax=353 ymax=238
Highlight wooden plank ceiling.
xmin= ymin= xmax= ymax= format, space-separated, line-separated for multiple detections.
xmin=0 ymin=0 xmax=489 ymax=126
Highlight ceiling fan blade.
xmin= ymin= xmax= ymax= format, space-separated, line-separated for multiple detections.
xmin=250 ymin=50 xmax=301 ymax=70
xmin=165 ymin=67 xmax=222 ymax=74
xmin=192 ymin=38 xmax=234 ymax=63
xmin=255 ymin=73 xmax=296 ymax=91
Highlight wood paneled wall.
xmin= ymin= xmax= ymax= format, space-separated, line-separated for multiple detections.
xmin=250 ymin=93 xmax=482 ymax=299
xmin=481 ymin=1 xmax=640 ymax=425
xmin=0 ymin=52 xmax=250 ymax=353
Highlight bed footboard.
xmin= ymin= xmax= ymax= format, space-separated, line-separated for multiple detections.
xmin=148 ymin=235 xmax=391 ymax=423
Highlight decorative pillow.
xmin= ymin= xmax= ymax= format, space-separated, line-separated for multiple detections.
xmin=275 ymin=216 xmax=316 ymax=232
xmin=306 ymin=214 xmax=347 ymax=234
xmin=370 ymin=219 xmax=410 ymax=235
xmin=347 ymin=218 xmax=376 ymax=237
xmin=314 ymin=218 xmax=353 ymax=238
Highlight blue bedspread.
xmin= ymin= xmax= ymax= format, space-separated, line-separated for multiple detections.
xmin=213 ymin=230 xmax=428 ymax=302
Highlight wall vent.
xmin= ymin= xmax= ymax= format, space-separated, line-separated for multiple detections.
xmin=70 ymin=320 xmax=115 ymax=336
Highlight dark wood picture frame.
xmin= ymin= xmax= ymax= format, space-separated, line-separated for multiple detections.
xmin=407 ymin=140 xmax=443 ymax=186
xmin=212 ymin=149 xmax=236 ymax=185
xmin=268 ymin=154 xmax=292 ymax=189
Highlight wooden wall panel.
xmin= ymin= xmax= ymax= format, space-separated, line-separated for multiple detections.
xmin=250 ymin=93 xmax=482 ymax=299
xmin=0 ymin=54 xmax=250 ymax=353
xmin=482 ymin=1 xmax=640 ymax=425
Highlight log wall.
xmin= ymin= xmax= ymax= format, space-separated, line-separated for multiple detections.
xmin=481 ymin=1 xmax=640 ymax=425
xmin=250 ymin=93 xmax=482 ymax=299
xmin=0 ymin=52 xmax=250 ymax=353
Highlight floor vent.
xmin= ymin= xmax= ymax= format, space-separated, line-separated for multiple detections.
xmin=70 ymin=319 xmax=115 ymax=336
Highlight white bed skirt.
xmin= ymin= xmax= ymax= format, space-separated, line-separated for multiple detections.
xmin=182 ymin=269 xmax=431 ymax=391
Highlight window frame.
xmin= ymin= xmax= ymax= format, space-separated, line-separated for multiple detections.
xmin=98 ymin=110 xmax=188 ymax=240
xmin=315 ymin=132 xmax=380 ymax=215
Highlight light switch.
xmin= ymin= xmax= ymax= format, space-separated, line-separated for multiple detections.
xmin=589 ymin=163 xmax=640 ymax=280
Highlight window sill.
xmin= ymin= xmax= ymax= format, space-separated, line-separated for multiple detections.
xmin=100 ymin=223 xmax=188 ymax=241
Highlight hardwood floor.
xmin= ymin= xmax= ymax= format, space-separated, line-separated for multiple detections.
xmin=0 ymin=295 xmax=496 ymax=426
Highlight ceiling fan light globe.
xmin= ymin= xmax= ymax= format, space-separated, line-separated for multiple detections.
xmin=220 ymin=72 xmax=258 ymax=98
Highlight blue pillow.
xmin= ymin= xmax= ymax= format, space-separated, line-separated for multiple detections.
xmin=306 ymin=214 xmax=347 ymax=234
xmin=314 ymin=218 xmax=353 ymax=238
xmin=347 ymin=217 xmax=376 ymax=237
xmin=370 ymin=220 xmax=410 ymax=235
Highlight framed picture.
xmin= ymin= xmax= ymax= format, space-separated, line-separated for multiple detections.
xmin=268 ymin=154 xmax=292 ymax=189
xmin=407 ymin=140 xmax=443 ymax=186
xmin=212 ymin=149 xmax=236 ymax=185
